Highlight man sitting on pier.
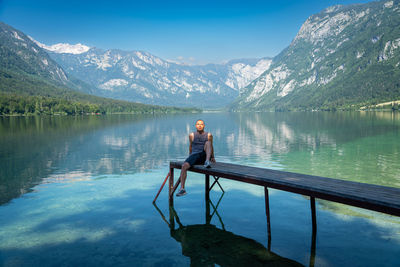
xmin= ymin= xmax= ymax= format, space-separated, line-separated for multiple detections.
xmin=176 ymin=119 xmax=215 ymax=197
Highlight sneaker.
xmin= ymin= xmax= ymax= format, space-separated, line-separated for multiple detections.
xmin=204 ymin=160 xmax=211 ymax=168
xmin=176 ymin=189 xmax=187 ymax=197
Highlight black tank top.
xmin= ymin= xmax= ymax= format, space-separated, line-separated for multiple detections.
xmin=191 ymin=131 xmax=208 ymax=154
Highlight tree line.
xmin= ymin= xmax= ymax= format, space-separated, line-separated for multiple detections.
xmin=0 ymin=93 xmax=198 ymax=115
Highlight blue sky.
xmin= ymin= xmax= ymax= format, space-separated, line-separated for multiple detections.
xmin=1 ymin=0 xmax=371 ymax=65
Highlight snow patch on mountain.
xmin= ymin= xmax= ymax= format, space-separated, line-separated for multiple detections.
xmin=135 ymin=51 xmax=167 ymax=67
xmin=225 ymin=59 xmax=272 ymax=91
xmin=336 ymin=38 xmax=349 ymax=48
xmin=82 ymin=51 xmax=114 ymax=70
xmin=12 ymin=31 xmax=24 ymax=41
xmin=131 ymin=84 xmax=154 ymax=98
xmin=246 ymin=65 xmax=290 ymax=102
xmin=278 ymin=79 xmax=296 ymax=97
xmin=100 ymin=79 xmax=129 ymax=91
xmin=122 ymin=64 xmax=135 ymax=78
xmin=41 ymin=58 xmax=48 ymax=66
xmin=383 ymin=38 xmax=400 ymax=60
xmin=131 ymin=58 xmax=147 ymax=70
xmin=318 ymin=64 xmax=345 ymax=85
xmin=31 ymin=46 xmax=39 ymax=53
xmin=384 ymin=1 xmax=394 ymax=8
xmin=32 ymin=38 xmax=90 ymax=54
xmin=300 ymin=73 xmax=317 ymax=87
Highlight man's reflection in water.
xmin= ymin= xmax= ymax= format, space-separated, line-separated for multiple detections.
xmin=171 ymin=223 xmax=303 ymax=266
xmin=154 ymin=202 xmax=304 ymax=267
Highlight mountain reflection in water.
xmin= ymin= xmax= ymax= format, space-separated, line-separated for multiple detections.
xmin=1 ymin=112 xmax=399 ymax=211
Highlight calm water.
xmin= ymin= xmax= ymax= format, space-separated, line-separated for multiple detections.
xmin=0 ymin=112 xmax=399 ymax=266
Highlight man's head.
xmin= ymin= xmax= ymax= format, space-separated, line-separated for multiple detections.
xmin=195 ymin=120 xmax=205 ymax=132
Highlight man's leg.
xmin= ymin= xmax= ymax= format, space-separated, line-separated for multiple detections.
xmin=203 ymin=141 xmax=212 ymax=168
xmin=179 ymin=162 xmax=191 ymax=190
xmin=204 ymin=141 xmax=212 ymax=161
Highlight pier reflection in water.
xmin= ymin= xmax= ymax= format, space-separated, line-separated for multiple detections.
xmin=154 ymin=190 xmax=313 ymax=267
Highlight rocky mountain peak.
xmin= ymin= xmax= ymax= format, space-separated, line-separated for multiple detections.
xmin=47 ymin=45 xmax=272 ymax=108
xmin=0 ymin=22 xmax=68 ymax=84
xmin=232 ymin=0 xmax=400 ymax=111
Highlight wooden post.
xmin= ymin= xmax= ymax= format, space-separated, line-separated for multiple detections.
xmin=310 ymin=196 xmax=317 ymax=267
xmin=205 ymin=174 xmax=210 ymax=202
xmin=169 ymin=167 xmax=174 ymax=206
xmin=264 ymin=186 xmax=271 ymax=251
xmin=205 ymin=174 xmax=211 ymax=224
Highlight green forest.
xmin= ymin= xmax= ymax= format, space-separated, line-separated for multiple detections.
xmin=0 ymin=93 xmax=199 ymax=116
xmin=0 ymin=68 xmax=199 ymax=116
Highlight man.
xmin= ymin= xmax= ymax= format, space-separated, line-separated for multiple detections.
xmin=176 ymin=119 xmax=215 ymax=197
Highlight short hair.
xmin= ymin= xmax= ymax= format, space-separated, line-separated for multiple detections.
xmin=196 ymin=119 xmax=204 ymax=124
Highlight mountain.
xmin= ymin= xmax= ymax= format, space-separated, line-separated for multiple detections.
xmin=0 ymin=22 xmax=96 ymax=95
xmin=232 ymin=0 xmax=400 ymax=111
xmin=0 ymin=22 xmax=197 ymax=115
xmin=44 ymin=45 xmax=271 ymax=108
xmin=1 ymin=22 xmax=67 ymax=88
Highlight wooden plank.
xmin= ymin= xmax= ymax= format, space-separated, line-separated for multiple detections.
xmin=170 ymin=161 xmax=400 ymax=216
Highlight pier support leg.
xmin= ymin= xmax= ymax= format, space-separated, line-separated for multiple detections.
xmin=205 ymin=174 xmax=211 ymax=224
xmin=310 ymin=197 xmax=317 ymax=231
xmin=205 ymin=174 xmax=210 ymax=202
xmin=264 ymin=186 xmax=272 ymax=251
xmin=169 ymin=168 xmax=174 ymax=206
xmin=309 ymin=196 xmax=317 ymax=267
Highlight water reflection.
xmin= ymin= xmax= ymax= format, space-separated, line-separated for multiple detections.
xmin=1 ymin=111 xmax=400 ymax=211
xmin=154 ymin=200 xmax=304 ymax=267
xmin=0 ymin=114 xmax=190 ymax=205
xmin=226 ymin=112 xmax=400 ymax=189
xmin=228 ymin=112 xmax=400 ymax=165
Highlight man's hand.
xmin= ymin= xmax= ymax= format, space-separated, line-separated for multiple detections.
xmin=211 ymin=157 xmax=216 ymax=163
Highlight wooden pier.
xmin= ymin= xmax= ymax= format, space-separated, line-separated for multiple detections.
xmin=153 ymin=161 xmax=400 ymax=267
xmin=168 ymin=161 xmax=400 ymax=222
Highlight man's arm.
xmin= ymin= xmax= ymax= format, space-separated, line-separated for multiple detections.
xmin=208 ymin=133 xmax=216 ymax=162
xmin=189 ymin=132 xmax=194 ymax=155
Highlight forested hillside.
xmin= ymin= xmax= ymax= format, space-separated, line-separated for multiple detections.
xmin=0 ymin=22 xmax=198 ymax=115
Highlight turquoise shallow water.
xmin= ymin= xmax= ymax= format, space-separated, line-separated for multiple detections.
xmin=0 ymin=112 xmax=400 ymax=266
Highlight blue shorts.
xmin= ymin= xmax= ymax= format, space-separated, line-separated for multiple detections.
xmin=184 ymin=151 xmax=206 ymax=167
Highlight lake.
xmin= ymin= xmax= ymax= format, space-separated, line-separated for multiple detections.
xmin=0 ymin=112 xmax=399 ymax=266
